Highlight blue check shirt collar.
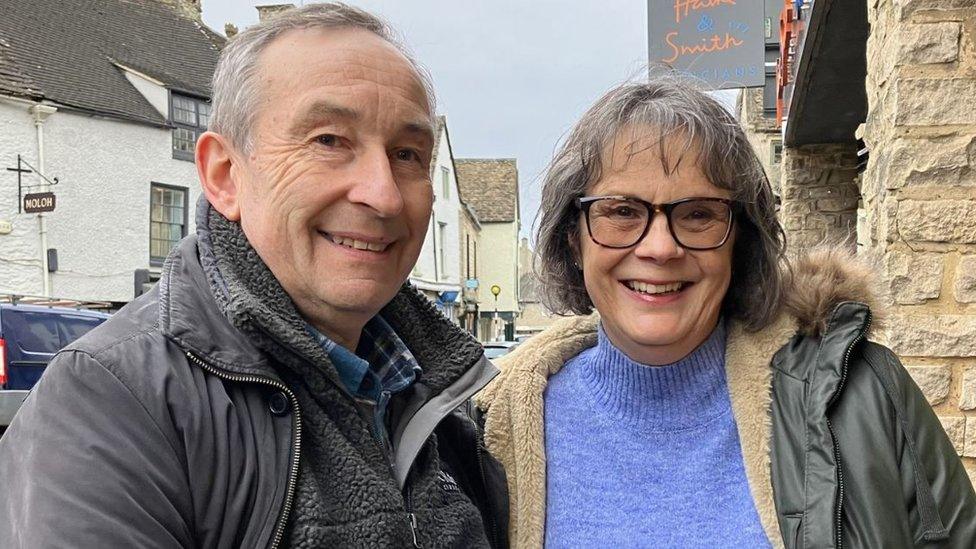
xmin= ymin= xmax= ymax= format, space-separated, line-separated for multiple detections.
xmin=304 ymin=316 xmax=421 ymax=404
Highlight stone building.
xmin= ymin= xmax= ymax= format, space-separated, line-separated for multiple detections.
xmin=0 ymin=0 xmax=220 ymax=304
xmin=455 ymin=158 xmax=521 ymax=341
xmin=769 ymin=0 xmax=976 ymax=483
xmin=515 ymin=237 xmax=556 ymax=338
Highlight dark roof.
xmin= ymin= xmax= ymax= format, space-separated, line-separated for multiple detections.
xmin=0 ymin=0 xmax=223 ymax=125
xmin=455 ymin=158 xmax=519 ymax=223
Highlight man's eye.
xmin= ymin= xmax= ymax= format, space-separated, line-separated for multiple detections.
xmin=395 ymin=149 xmax=421 ymax=162
xmin=316 ymin=134 xmax=339 ymax=147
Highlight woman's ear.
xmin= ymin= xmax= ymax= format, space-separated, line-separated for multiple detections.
xmin=568 ymin=232 xmax=583 ymax=271
xmin=196 ymin=131 xmax=243 ymax=221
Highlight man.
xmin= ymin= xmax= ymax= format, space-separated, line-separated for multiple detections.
xmin=0 ymin=4 xmax=507 ymax=548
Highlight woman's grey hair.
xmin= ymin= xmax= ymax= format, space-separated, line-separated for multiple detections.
xmin=209 ymin=2 xmax=436 ymax=152
xmin=535 ymin=76 xmax=787 ymax=331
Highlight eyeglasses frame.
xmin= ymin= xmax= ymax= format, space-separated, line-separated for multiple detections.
xmin=575 ymin=195 xmax=737 ymax=250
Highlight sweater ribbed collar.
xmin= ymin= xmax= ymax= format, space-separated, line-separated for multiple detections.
xmin=579 ymin=321 xmax=730 ymax=431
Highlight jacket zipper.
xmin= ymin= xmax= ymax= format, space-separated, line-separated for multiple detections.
xmin=185 ymin=351 xmax=302 ymax=549
xmin=823 ymin=310 xmax=872 ymax=549
xmin=473 ymin=419 xmax=501 ymax=548
xmin=405 ymin=483 xmax=420 ymax=548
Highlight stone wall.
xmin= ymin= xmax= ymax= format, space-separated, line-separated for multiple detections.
xmin=779 ymin=143 xmax=860 ymax=251
xmin=737 ymin=88 xmax=783 ymax=194
xmin=862 ymin=0 xmax=976 ymax=482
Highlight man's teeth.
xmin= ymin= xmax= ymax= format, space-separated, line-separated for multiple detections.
xmin=328 ymin=234 xmax=387 ymax=252
xmin=627 ymin=281 xmax=685 ymax=295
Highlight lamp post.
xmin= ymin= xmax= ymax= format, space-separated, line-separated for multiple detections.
xmin=490 ymin=284 xmax=501 ymax=341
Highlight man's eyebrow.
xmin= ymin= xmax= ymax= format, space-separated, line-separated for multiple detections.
xmin=288 ymin=101 xmax=359 ymax=136
xmin=402 ymin=120 xmax=436 ymax=145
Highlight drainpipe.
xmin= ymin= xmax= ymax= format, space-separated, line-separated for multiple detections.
xmin=30 ymin=104 xmax=57 ymax=296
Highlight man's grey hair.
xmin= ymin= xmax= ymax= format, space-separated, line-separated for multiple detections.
xmin=535 ymin=75 xmax=787 ymax=332
xmin=209 ymin=2 xmax=436 ymax=152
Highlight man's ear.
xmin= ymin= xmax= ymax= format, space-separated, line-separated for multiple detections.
xmin=196 ymin=131 xmax=243 ymax=221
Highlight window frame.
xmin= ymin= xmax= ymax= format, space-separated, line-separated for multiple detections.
xmin=441 ymin=166 xmax=450 ymax=199
xmin=169 ymin=91 xmax=211 ymax=162
xmin=149 ymin=182 xmax=189 ymax=266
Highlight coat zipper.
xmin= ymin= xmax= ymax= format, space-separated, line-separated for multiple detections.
xmin=823 ymin=310 xmax=872 ymax=549
xmin=405 ymin=483 xmax=420 ymax=548
xmin=185 ymin=351 xmax=302 ymax=549
xmin=474 ymin=419 xmax=501 ymax=548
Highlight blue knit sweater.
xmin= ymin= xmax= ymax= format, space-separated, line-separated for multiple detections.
xmin=543 ymin=322 xmax=771 ymax=548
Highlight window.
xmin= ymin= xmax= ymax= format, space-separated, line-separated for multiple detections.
xmin=150 ymin=183 xmax=188 ymax=265
xmin=438 ymin=222 xmax=448 ymax=279
xmin=171 ymin=93 xmax=210 ymax=161
xmin=441 ymin=167 xmax=450 ymax=199
xmin=771 ymin=140 xmax=783 ymax=165
xmin=762 ymin=46 xmax=779 ymax=118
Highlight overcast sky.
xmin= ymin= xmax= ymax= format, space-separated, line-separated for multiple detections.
xmin=201 ymin=1 xmax=737 ymax=241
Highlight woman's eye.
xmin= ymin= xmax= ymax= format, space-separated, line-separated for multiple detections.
xmin=610 ymin=207 xmax=636 ymax=217
xmin=316 ymin=134 xmax=339 ymax=147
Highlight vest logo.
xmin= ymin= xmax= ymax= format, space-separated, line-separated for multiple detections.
xmin=438 ymin=470 xmax=460 ymax=493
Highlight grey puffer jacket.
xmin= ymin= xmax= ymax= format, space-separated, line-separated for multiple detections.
xmin=0 ymin=234 xmax=508 ymax=548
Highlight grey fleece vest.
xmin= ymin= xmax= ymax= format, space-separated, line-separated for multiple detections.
xmin=200 ymin=205 xmax=491 ymax=548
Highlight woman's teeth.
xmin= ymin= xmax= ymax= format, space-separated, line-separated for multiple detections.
xmin=626 ymin=281 xmax=685 ymax=295
xmin=328 ymin=234 xmax=387 ymax=252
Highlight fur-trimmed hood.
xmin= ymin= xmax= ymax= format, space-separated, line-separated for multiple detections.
xmin=475 ymin=247 xmax=880 ymax=549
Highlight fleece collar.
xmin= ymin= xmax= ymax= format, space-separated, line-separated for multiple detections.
xmin=162 ymin=197 xmax=486 ymax=394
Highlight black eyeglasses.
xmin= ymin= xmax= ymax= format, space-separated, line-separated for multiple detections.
xmin=576 ymin=195 xmax=736 ymax=250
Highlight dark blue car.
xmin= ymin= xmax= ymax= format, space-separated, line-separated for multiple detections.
xmin=0 ymin=303 xmax=111 ymax=429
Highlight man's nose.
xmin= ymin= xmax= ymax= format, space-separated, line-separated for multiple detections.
xmin=347 ymin=148 xmax=405 ymax=217
xmin=633 ymin=213 xmax=684 ymax=262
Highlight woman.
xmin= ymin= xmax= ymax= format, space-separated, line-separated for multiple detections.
xmin=475 ymin=78 xmax=976 ymax=548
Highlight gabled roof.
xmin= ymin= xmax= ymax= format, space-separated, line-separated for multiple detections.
xmin=0 ymin=0 xmax=223 ymax=125
xmin=455 ymin=158 xmax=519 ymax=223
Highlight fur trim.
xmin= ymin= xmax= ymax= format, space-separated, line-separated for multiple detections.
xmin=784 ymin=246 xmax=881 ymax=337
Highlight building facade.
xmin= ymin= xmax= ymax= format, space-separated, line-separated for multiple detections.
xmin=516 ymin=237 xmax=556 ymax=337
xmin=0 ymin=0 xmax=220 ymax=304
xmin=766 ymin=0 xmax=976 ymax=484
xmin=456 ymin=158 xmax=521 ymax=341
xmin=459 ymin=201 xmax=482 ymax=336
xmin=409 ymin=116 xmax=464 ymax=321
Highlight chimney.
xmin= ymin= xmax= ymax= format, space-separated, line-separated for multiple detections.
xmin=256 ymin=4 xmax=296 ymax=22
xmin=224 ymin=23 xmax=239 ymax=38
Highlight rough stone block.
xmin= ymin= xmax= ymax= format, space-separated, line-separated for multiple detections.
xmin=884 ymin=135 xmax=976 ymax=189
xmin=887 ymin=315 xmax=976 ymax=357
xmin=896 ymin=0 xmax=976 ymax=20
xmin=956 ymin=255 xmax=976 ymax=303
xmin=966 ymin=417 xmax=976 ymax=457
xmin=816 ymin=196 xmax=860 ymax=212
xmin=896 ymin=79 xmax=976 ymax=126
xmin=962 ymin=367 xmax=976 ymax=410
xmin=898 ymin=200 xmax=976 ymax=243
xmin=940 ymin=415 xmax=967 ymax=454
xmin=884 ymin=252 xmax=943 ymax=304
xmin=898 ymin=23 xmax=961 ymax=65
xmin=907 ymin=364 xmax=952 ymax=404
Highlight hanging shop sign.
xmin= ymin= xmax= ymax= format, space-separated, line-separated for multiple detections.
xmin=23 ymin=192 xmax=56 ymax=213
xmin=648 ymin=0 xmax=766 ymax=89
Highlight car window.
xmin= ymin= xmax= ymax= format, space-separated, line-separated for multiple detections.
xmin=3 ymin=311 xmax=61 ymax=353
xmin=484 ymin=347 xmax=511 ymax=359
xmin=58 ymin=315 xmax=106 ymax=345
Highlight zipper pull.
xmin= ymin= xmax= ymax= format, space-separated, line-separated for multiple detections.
xmin=408 ymin=512 xmax=420 ymax=548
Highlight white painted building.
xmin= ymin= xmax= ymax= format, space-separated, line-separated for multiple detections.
xmin=0 ymin=0 xmax=221 ymax=303
xmin=409 ymin=116 xmax=464 ymax=321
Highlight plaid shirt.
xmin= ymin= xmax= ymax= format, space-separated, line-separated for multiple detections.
xmin=305 ymin=316 xmax=421 ymax=449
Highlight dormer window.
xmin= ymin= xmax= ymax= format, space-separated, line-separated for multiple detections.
xmin=171 ymin=93 xmax=210 ymax=161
